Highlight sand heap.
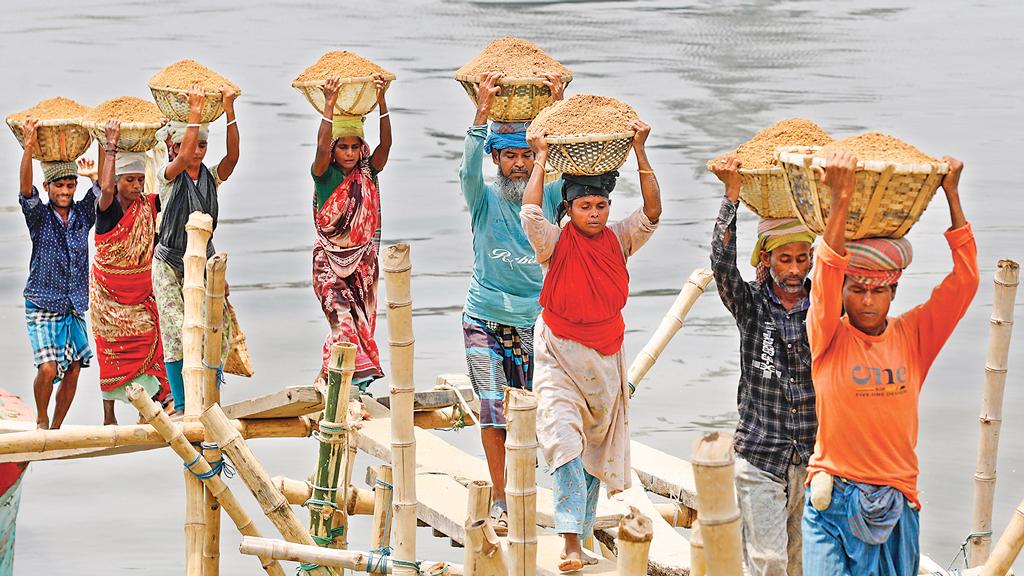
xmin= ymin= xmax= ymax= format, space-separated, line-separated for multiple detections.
xmin=457 ymin=36 xmax=571 ymax=79
xmin=83 ymin=96 xmax=163 ymax=124
xmin=530 ymin=94 xmax=637 ymax=137
xmin=8 ymin=97 xmax=90 ymax=123
xmin=714 ymin=118 xmax=832 ymax=170
xmin=149 ymin=59 xmax=239 ymax=92
xmin=294 ymin=51 xmax=393 ymax=82
xmin=816 ymin=132 xmax=938 ymax=164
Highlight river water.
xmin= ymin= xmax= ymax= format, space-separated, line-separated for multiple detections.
xmin=1 ymin=0 xmax=1022 ymax=572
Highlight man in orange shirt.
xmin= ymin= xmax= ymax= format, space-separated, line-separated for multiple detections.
xmin=802 ymin=150 xmax=979 ymax=575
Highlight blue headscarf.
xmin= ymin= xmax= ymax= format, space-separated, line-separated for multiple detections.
xmin=484 ymin=121 xmax=530 ymax=153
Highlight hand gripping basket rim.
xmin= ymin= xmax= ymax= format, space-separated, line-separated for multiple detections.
xmin=454 ymin=72 xmax=573 ymax=86
xmin=776 ymin=146 xmax=949 ymax=175
xmin=146 ymin=83 xmax=243 ymax=97
xmin=291 ymin=71 xmax=397 ymax=89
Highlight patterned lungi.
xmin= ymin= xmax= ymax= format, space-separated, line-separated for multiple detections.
xmin=462 ymin=312 xmax=533 ymax=428
xmin=24 ymin=299 xmax=92 ymax=384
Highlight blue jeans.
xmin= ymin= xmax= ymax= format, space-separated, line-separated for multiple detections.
xmin=553 ymin=456 xmax=600 ymax=536
xmin=802 ymin=479 xmax=920 ymax=576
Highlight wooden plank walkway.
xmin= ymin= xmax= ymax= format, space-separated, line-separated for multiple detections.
xmin=629 ymin=440 xmax=698 ymax=510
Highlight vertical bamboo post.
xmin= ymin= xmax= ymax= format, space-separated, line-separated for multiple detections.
xmin=982 ymin=497 xmax=1024 ymax=576
xmin=464 ymin=519 xmax=509 ymax=576
xmin=692 ymin=432 xmax=743 ymax=576
xmin=199 ymin=403 xmax=330 ymax=575
xmin=505 ymin=388 xmax=538 ymax=576
xmin=467 ymin=480 xmax=492 ymax=525
xmin=616 ymin=506 xmax=653 ymax=576
xmin=382 ymin=244 xmax=417 ymax=576
xmin=970 ymin=259 xmax=1020 ymax=566
xmin=690 ymin=520 xmax=706 ymax=576
xmin=369 ymin=465 xmax=394 ymax=553
xmin=309 ymin=342 xmax=356 ymax=568
xmin=183 ymin=211 xmax=213 ymax=576
xmin=125 ymin=384 xmax=286 ymax=576
xmin=203 ymin=253 xmax=228 ymax=576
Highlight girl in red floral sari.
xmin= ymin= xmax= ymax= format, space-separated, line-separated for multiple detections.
xmin=91 ymin=121 xmax=169 ymax=424
xmin=311 ymin=76 xmax=392 ymax=391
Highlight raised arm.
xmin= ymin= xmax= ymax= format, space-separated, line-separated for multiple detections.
xmin=216 ymin=86 xmax=240 ymax=182
xmin=164 ymin=84 xmax=205 ymax=182
xmin=19 ymin=119 xmax=38 ymax=198
xmin=809 ymin=151 xmax=857 ymax=359
xmin=459 ymin=72 xmax=501 ymax=210
xmin=708 ymin=154 xmax=753 ymax=317
xmin=98 ymin=121 xmax=119 ymax=212
xmin=313 ymin=78 xmax=342 ymax=177
xmin=632 ymin=120 xmax=661 ymax=223
xmin=542 ymin=73 xmax=565 ymax=102
xmin=369 ymin=74 xmax=392 ymax=173
xmin=524 ymin=127 xmax=548 ymax=208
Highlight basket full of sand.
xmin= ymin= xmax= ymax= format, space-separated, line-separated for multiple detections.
xmin=708 ymin=119 xmax=833 ymax=218
xmin=292 ymin=51 xmax=396 ymax=117
xmin=456 ymin=37 xmax=573 ymax=122
xmin=148 ymin=60 xmax=240 ymax=123
xmin=6 ymin=97 xmax=93 ymax=161
xmin=82 ymin=97 xmax=166 ymax=153
xmin=529 ymin=94 xmax=637 ymax=176
xmin=777 ymin=133 xmax=949 ymax=239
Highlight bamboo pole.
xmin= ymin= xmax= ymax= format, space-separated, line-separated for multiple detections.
xmin=616 ymin=506 xmax=653 ymax=576
xmin=970 ymin=259 xmax=1020 ymax=566
xmin=273 ymin=476 xmax=375 ymax=516
xmin=692 ymin=431 xmax=743 ymax=576
xmin=308 ymin=342 xmax=357 ymax=571
xmin=200 ymin=403 xmax=330 ymax=575
xmin=239 ymin=537 xmax=463 ymax=576
xmin=382 ymin=244 xmax=417 ymax=576
xmin=368 ymin=465 xmax=394 ymax=553
xmin=690 ymin=520 xmax=706 ymax=576
xmin=505 ymin=388 xmax=537 ymax=576
xmin=203 ymin=253 xmax=228 ymax=576
xmin=627 ymin=268 xmax=713 ymax=391
xmin=183 ymin=211 xmax=213 ymax=576
xmin=0 ymin=418 xmax=311 ymax=455
xmin=125 ymin=384 xmax=285 ymax=576
xmin=982 ymin=497 xmax=1024 ymax=576
xmin=463 ymin=519 xmax=508 ymax=576
xmin=467 ymin=480 xmax=491 ymax=525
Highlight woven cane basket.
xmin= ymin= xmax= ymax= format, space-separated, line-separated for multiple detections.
xmin=148 ymin=86 xmax=234 ymax=123
xmin=224 ymin=303 xmax=253 ymax=377
xmin=544 ymin=132 xmax=634 ymax=176
xmin=777 ymin=146 xmax=948 ymax=239
xmin=292 ymin=73 xmax=396 ymax=117
xmin=6 ymin=118 xmax=93 ymax=162
xmin=456 ymin=74 xmax=573 ymax=122
xmin=706 ymin=160 xmax=797 ymax=218
xmin=83 ymin=120 xmax=165 ymax=153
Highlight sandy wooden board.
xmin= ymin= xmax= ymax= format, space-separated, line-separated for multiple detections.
xmin=629 ymin=440 xmax=698 ymax=509
xmin=222 ymin=386 xmax=323 ymax=419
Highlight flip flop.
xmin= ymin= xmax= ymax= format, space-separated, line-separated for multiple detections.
xmin=490 ymin=501 xmax=509 ymax=537
xmin=558 ymin=558 xmax=584 ymax=574
xmin=561 ymin=551 xmax=599 ymax=566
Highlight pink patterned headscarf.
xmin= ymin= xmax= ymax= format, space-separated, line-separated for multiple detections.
xmin=845 ymin=237 xmax=913 ymax=286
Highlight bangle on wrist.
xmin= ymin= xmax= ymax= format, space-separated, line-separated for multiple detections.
xmin=225 ymin=118 xmax=237 ymax=127
xmin=533 ymin=160 xmax=546 ymax=171
xmin=638 ymin=169 xmax=655 ymax=175
xmin=321 ymin=116 xmax=333 ymax=125
xmin=379 ymin=111 xmax=390 ymax=119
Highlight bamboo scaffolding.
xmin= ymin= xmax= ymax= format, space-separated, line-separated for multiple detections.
xmin=982 ymin=497 xmax=1024 ymax=576
xmin=125 ymin=384 xmax=285 ymax=576
xmin=273 ymin=476 xmax=374 ymax=516
xmin=369 ymin=465 xmax=394 ymax=553
xmin=199 ymin=403 xmax=331 ymax=575
xmin=239 ymin=537 xmax=463 ymax=576
xmin=505 ymin=389 xmax=538 ymax=576
xmin=616 ymin=506 xmax=653 ymax=576
xmin=970 ymin=259 xmax=1020 ymax=566
xmin=463 ymin=519 xmax=508 ymax=576
xmin=627 ymin=268 xmax=713 ymax=391
xmin=467 ymin=480 xmax=491 ymax=525
xmin=183 ymin=211 xmax=213 ymax=576
xmin=382 ymin=244 xmax=417 ymax=576
xmin=0 ymin=418 xmax=311 ymax=456
xmin=692 ymin=432 xmax=743 ymax=576
xmin=690 ymin=520 xmax=706 ymax=576
xmin=203 ymin=253 xmax=228 ymax=576
xmin=308 ymin=342 xmax=357 ymax=570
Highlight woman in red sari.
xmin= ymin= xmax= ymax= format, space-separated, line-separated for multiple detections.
xmin=311 ymin=76 xmax=392 ymax=391
xmin=90 ymin=121 xmax=169 ymax=424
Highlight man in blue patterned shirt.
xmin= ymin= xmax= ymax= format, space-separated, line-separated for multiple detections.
xmin=18 ymin=120 xmax=97 ymax=429
xmin=709 ymin=154 xmax=816 ymax=576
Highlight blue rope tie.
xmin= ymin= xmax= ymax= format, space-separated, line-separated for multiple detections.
xmin=183 ymin=451 xmax=235 ymax=480
xmin=365 ymin=546 xmax=391 ymax=574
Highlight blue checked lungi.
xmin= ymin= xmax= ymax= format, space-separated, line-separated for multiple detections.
xmin=462 ymin=313 xmax=533 ymax=428
xmin=25 ymin=299 xmax=92 ymax=384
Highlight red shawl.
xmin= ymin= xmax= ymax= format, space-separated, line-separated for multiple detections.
xmin=540 ymin=223 xmax=629 ymax=356
xmin=92 ymin=194 xmax=167 ymax=392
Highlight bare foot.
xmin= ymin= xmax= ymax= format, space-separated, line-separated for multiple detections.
xmin=560 ymin=551 xmax=599 ymax=565
xmin=36 ymin=417 xmax=49 ymax=430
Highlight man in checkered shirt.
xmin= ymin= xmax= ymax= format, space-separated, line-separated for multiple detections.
xmin=709 ymin=154 xmax=817 ymax=576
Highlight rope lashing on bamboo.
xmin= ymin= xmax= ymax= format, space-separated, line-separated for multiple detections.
xmin=947 ymin=530 xmax=994 ymax=571
xmin=432 ymin=381 xmax=480 ymax=428
xmin=184 ymin=444 xmax=235 ymax=479
xmin=201 ymin=360 xmax=226 ymax=388
xmin=311 ymin=420 xmax=348 ymax=444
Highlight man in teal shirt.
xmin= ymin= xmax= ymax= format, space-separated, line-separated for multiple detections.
xmin=460 ymin=71 xmax=563 ymax=532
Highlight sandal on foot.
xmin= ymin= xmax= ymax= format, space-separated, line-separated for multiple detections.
xmin=558 ymin=559 xmax=584 ymax=574
xmin=490 ymin=501 xmax=509 ymax=537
